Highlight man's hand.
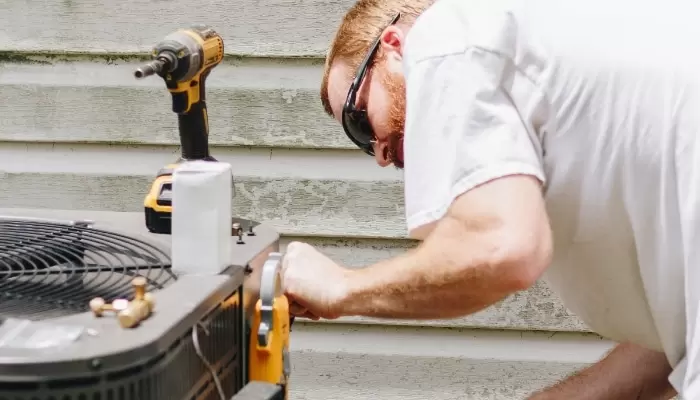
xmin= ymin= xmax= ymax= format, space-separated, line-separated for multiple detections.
xmin=280 ymin=241 xmax=350 ymax=320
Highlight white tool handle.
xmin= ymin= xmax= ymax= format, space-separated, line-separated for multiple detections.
xmin=256 ymin=252 xmax=282 ymax=347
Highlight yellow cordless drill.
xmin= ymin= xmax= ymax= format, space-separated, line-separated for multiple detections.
xmin=135 ymin=26 xmax=292 ymax=399
xmin=135 ymin=24 xmax=224 ymax=234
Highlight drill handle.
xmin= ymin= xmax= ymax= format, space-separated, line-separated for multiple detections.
xmin=177 ymin=101 xmax=211 ymax=160
xmin=174 ymin=69 xmax=214 ymax=160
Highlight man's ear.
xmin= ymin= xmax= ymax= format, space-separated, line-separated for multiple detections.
xmin=379 ymin=26 xmax=404 ymax=59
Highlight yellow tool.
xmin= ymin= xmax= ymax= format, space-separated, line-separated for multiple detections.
xmin=134 ymin=24 xmax=225 ymax=234
xmin=248 ymin=253 xmax=291 ymax=395
xmin=134 ymin=27 xmax=293 ymax=399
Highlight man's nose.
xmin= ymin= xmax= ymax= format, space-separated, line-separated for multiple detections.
xmin=373 ymin=141 xmax=391 ymax=167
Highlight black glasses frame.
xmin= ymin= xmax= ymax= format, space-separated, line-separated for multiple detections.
xmin=341 ymin=12 xmax=401 ymax=156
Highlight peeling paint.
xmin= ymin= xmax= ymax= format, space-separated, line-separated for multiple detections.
xmin=0 ymin=0 xmax=352 ymax=58
xmin=0 ymin=51 xmax=324 ymax=65
xmin=0 ymin=52 xmax=53 ymax=65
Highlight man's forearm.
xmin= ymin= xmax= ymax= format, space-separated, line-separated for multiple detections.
xmin=528 ymin=342 xmax=676 ymax=400
xmin=338 ymin=249 xmax=501 ymax=319
xmin=334 ymin=175 xmax=551 ymax=320
xmin=337 ymin=214 xmax=543 ymax=319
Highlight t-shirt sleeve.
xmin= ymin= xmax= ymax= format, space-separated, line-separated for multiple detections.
xmin=402 ymin=47 xmax=547 ymax=233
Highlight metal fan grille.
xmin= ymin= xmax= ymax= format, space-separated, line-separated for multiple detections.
xmin=0 ymin=218 xmax=176 ymax=320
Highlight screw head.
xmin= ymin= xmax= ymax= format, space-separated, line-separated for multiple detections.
xmin=90 ymin=358 xmax=102 ymax=370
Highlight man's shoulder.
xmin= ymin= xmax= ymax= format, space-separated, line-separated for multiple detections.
xmin=404 ymin=0 xmax=529 ymax=65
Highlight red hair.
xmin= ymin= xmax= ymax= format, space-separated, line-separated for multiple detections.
xmin=319 ymin=0 xmax=435 ymax=117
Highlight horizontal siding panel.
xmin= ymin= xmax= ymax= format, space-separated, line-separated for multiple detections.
xmin=280 ymin=237 xmax=588 ymax=332
xmin=292 ymin=323 xmax=607 ymax=363
xmin=291 ymin=352 xmax=579 ymax=400
xmin=289 ymin=323 xmax=608 ymax=400
xmin=0 ymin=0 xmax=353 ymax=57
xmin=0 ymin=142 xmax=404 ymax=237
xmin=0 ymin=171 xmax=406 ymax=238
xmin=0 ymin=57 xmax=353 ymax=149
xmin=292 ymin=352 xmax=580 ymax=400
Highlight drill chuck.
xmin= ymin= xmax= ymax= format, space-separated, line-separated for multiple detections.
xmin=134 ymin=52 xmax=177 ymax=79
xmin=134 ymin=25 xmax=223 ymax=86
xmin=134 ymin=59 xmax=164 ymax=79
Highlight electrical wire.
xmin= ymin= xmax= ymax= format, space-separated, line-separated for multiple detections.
xmin=192 ymin=322 xmax=226 ymax=400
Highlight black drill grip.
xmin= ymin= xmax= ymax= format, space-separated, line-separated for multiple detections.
xmin=177 ymin=100 xmax=211 ymax=160
xmin=174 ymin=68 xmax=215 ymax=161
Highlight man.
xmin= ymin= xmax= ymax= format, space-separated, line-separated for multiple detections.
xmin=280 ymin=0 xmax=700 ymax=398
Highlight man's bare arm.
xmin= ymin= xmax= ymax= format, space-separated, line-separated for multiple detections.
xmin=528 ymin=342 xmax=676 ymax=400
xmin=336 ymin=174 xmax=552 ymax=320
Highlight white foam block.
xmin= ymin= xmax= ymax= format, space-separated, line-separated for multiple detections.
xmin=171 ymin=160 xmax=232 ymax=275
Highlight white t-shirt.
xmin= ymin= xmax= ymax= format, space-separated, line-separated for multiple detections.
xmin=401 ymin=0 xmax=700 ymax=395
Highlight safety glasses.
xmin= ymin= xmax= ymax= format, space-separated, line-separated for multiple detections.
xmin=341 ymin=13 xmax=401 ymax=156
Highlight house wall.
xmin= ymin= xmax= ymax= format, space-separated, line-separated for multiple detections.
xmin=0 ymin=1 xmax=614 ymax=398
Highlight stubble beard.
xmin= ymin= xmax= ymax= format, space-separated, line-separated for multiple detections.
xmin=383 ymin=71 xmax=406 ymax=170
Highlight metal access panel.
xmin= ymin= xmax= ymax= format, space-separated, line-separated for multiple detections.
xmin=0 ymin=208 xmax=280 ymax=400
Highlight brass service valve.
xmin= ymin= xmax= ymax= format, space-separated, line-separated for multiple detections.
xmin=89 ymin=277 xmax=155 ymax=329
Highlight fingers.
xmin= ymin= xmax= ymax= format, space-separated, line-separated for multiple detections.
xmin=289 ymin=301 xmax=307 ymax=316
xmin=289 ymin=300 xmax=321 ymax=320
xmin=288 ymin=293 xmax=321 ymax=320
xmin=281 ymin=245 xmax=306 ymax=311
xmin=281 ymin=241 xmax=323 ymax=321
xmin=302 ymin=311 xmax=320 ymax=320
xmin=286 ymin=292 xmax=309 ymax=315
